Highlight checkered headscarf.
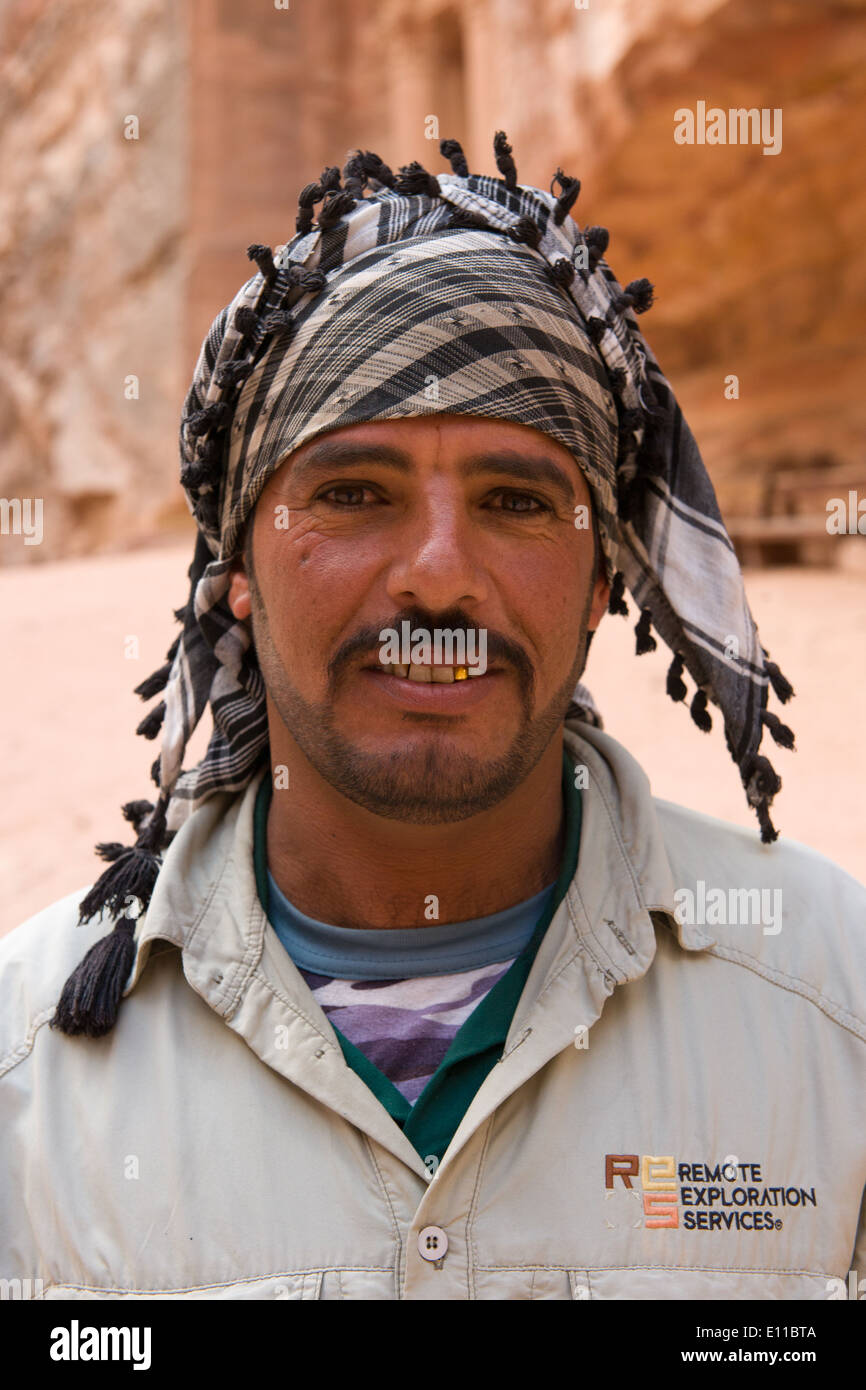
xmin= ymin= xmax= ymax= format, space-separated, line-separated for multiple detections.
xmin=53 ymin=134 xmax=795 ymax=1037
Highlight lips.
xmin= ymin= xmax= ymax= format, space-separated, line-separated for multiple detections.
xmin=359 ymin=661 xmax=502 ymax=712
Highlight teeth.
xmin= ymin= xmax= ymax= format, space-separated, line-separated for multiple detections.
xmin=380 ymin=663 xmax=487 ymax=682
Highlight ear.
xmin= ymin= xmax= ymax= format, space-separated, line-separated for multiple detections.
xmin=227 ymin=558 xmax=252 ymax=621
xmin=588 ymin=568 xmax=610 ymax=632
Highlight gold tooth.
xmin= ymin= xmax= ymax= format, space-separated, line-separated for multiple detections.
xmin=454 ymin=667 xmax=468 ymax=681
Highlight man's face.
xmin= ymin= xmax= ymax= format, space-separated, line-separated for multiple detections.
xmin=228 ymin=415 xmax=609 ymax=823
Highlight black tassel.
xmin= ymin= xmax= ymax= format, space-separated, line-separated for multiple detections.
xmin=615 ymin=278 xmax=655 ymax=314
xmin=198 ymin=435 xmax=225 ymax=466
xmin=586 ymin=316 xmax=607 ymax=345
xmin=551 ymin=168 xmax=581 ymax=225
xmin=133 ymin=664 xmax=171 ymax=701
xmin=214 ymin=360 xmax=252 ymax=390
xmin=234 ymin=305 xmax=261 ymax=338
xmin=635 ymin=608 xmax=657 ymax=655
xmin=584 ymin=225 xmax=609 ymax=270
xmin=296 ymin=180 xmax=324 ymax=236
xmin=440 ymin=138 xmax=469 ymax=176
xmin=246 ymin=243 xmax=277 ymax=283
xmin=359 ymin=151 xmax=396 ymax=188
xmin=186 ymin=402 xmax=230 ymax=437
xmin=94 ymin=841 xmax=126 ymax=863
xmin=287 ymin=266 xmax=326 ymax=294
xmin=549 ymin=257 xmax=575 ymax=286
xmin=179 ymin=457 xmax=214 ymax=491
xmin=317 ymin=189 xmax=357 ymax=229
xmin=76 ymin=797 xmax=169 ymax=925
xmin=507 ymin=215 xmax=543 ymax=249
xmin=318 ymin=165 xmax=342 ymax=193
xmin=342 ymin=150 xmax=367 ymax=198
xmin=180 ymin=446 xmax=222 ymax=490
xmin=121 ymin=800 xmax=155 ymax=832
xmin=608 ymin=366 xmax=627 ymax=392
xmin=394 ymin=162 xmax=441 ymax=198
xmin=300 ymin=268 xmax=327 ymax=293
xmin=150 ymin=756 xmax=162 ymax=787
xmin=447 ymin=207 xmax=490 ymax=231
xmin=743 ymin=753 xmax=782 ymax=806
xmin=76 ymin=844 xmax=159 ymax=924
xmin=690 ymin=688 xmax=713 ymax=732
xmin=173 ymin=606 xmax=187 ymax=624
xmin=493 ymin=131 xmax=518 ymax=189
xmin=745 ymin=759 xmax=782 ymax=842
xmin=262 ymin=310 xmax=295 ymax=337
xmin=765 ymin=659 xmax=794 ymax=704
xmin=137 ymin=795 xmax=169 ymax=852
xmin=756 ymin=800 xmax=779 ymax=844
xmin=607 ymin=571 xmax=629 ymax=617
xmin=136 ymin=701 xmax=166 ymax=740
xmin=50 ymin=916 xmax=137 ymax=1038
xmin=666 ymin=654 xmax=687 ymax=702
xmin=761 ymin=710 xmax=796 ymax=750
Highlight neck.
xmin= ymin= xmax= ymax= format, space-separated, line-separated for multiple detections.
xmin=264 ymin=734 xmax=566 ymax=929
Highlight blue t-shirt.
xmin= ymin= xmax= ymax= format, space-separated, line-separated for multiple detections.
xmin=266 ymin=873 xmax=555 ymax=1104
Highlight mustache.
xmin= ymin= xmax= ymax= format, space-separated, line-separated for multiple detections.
xmin=327 ymin=607 xmax=535 ymax=690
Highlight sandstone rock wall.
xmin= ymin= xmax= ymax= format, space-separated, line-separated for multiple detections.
xmin=2 ymin=0 xmax=863 ymax=562
xmin=0 ymin=0 xmax=189 ymax=564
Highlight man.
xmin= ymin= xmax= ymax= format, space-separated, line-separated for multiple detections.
xmin=1 ymin=136 xmax=864 ymax=1301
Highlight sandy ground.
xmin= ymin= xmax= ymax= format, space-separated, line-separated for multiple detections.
xmin=1 ymin=543 xmax=864 ymax=936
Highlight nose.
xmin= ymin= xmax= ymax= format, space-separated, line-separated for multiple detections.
xmin=385 ymin=489 xmax=489 ymax=613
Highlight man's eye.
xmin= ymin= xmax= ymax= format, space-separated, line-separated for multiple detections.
xmin=317 ymin=485 xmax=378 ymax=507
xmin=488 ymin=490 xmax=552 ymax=514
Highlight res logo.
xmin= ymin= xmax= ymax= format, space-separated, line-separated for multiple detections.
xmin=605 ymin=1154 xmax=678 ymax=1228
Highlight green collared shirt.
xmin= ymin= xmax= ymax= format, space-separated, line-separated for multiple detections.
xmin=253 ymin=747 xmax=581 ymax=1163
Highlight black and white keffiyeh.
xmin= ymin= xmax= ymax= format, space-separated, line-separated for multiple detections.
xmin=53 ymin=135 xmax=795 ymax=1037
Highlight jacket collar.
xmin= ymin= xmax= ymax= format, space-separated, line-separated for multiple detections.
xmin=125 ymin=723 xmax=714 ymax=1009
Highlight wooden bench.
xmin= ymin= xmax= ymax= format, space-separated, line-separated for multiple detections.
xmin=724 ymin=468 xmax=866 ymax=566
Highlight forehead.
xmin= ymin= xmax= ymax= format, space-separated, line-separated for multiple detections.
xmin=290 ymin=413 xmax=573 ymax=455
xmin=265 ymin=414 xmax=592 ymax=495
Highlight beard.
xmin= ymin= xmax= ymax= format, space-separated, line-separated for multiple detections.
xmin=246 ymin=569 xmax=594 ymax=826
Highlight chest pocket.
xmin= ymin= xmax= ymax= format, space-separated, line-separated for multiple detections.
xmin=41 ymin=1273 xmax=322 ymax=1300
xmin=470 ymin=1267 xmax=832 ymax=1299
xmin=568 ymin=1268 xmax=833 ymax=1300
xmin=42 ymin=1269 xmax=404 ymax=1300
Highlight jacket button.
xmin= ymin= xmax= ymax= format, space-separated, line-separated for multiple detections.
xmin=417 ymin=1226 xmax=448 ymax=1262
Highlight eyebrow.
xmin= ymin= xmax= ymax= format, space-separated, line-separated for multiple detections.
xmin=288 ymin=439 xmax=578 ymax=506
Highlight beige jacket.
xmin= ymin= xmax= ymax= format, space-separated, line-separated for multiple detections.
xmin=1 ymin=723 xmax=864 ymax=1300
